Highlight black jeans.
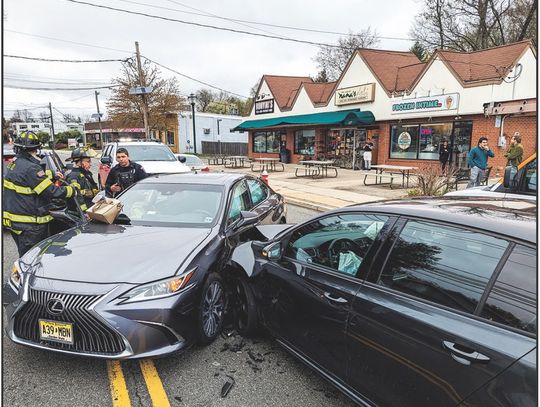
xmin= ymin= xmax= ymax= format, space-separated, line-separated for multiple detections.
xmin=11 ymin=224 xmax=49 ymax=257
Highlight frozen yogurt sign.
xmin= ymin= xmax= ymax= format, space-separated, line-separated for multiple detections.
xmin=397 ymin=132 xmax=412 ymax=150
xmin=391 ymin=93 xmax=460 ymax=114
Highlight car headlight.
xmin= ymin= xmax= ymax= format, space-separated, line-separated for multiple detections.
xmin=119 ymin=268 xmax=196 ymax=304
xmin=10 ymin=262 xmax=22 ymax=288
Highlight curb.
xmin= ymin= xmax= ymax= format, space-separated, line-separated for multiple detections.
xmin=283 ymin=196 xmax=341 ymax=212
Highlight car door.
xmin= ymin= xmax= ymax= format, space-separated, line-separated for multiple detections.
xmin=346 ymin=218 xmax=537 ymax=406
xmin=245 ymin=177 xmax=283 ymax=224
xmin=254 ymin=212 xmax=393 ymax=383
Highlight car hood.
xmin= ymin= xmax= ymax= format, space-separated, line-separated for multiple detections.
xmin=24 ymin=223 xmax=211 ymax=284
xmin=138 ymin=161 xmax=191 ymax=174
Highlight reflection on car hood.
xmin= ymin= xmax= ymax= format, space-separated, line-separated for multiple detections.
xmin=27 ymin=223 xmax=211 ymax=284
xmin=138 ymin=161 xmax=191 ymax=174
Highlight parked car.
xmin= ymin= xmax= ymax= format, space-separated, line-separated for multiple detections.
xmin=229 ymin=198 xmax=536 ymax=406
xmin=175 ymin=153 xmax=209 ymax=172
xmin=98 ymin=140 xmax=190 ymax=188
xmin=446 ymin=153 xmax=536 ymax=201
xmin=3 ymin=173 xmax=286 ymax=359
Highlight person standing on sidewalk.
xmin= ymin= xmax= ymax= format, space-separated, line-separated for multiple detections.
xmin=438 ymin=139 xmax=450 ymax=175
xmin=363 ymin=139 xmax=374 ymax=170
xmin=466 ymin=137 xmax=494 ymax=188
xmin=504 ymin=132 xmax=523 ymax=167
xmin=3 ymin=132 xmax=76 ymax=256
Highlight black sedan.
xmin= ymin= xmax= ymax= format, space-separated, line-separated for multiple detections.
xmin=229 ymin=198 xmax=536 ymax=407
xmin=3 ymin=173 xmax=286 ymax=359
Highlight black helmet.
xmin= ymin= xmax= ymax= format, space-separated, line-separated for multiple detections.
xmin=68 ymin=147 xmax=92 ymax=162
xmin=13 ymin=131 xmax=42 ymax=151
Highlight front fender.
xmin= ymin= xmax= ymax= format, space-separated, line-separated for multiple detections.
xmin=229 ymin=241 xmax=267 ymax=278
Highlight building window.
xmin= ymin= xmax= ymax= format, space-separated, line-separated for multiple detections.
xmin=418 ymin=123 xmax=452 ymax=160
xmin=31 ymin=124 xmax=40 ymax=129
xmin=294 ymin=129 xmax=316 ymax=156
xmin=253 ymin=131 xmax=283 ymax=153
xmin=19 ymin=125 xmax=28 ymax=129
xmin=166 ymin=130 xmax=175 ymax=145
xmin=390 ymin=125 xmax=418 ymax=159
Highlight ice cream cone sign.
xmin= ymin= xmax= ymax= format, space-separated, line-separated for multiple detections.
xmin=446 ymin=96 xmax=454 ymax=109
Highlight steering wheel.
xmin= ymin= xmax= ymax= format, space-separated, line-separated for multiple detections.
xmin=328 ymin=238 xmax=363 ymax=268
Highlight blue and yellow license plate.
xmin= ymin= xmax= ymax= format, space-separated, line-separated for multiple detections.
xmin=39 ymin=319 xmax=73 ymax=345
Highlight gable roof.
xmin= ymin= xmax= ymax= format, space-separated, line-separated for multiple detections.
xmin=302 ymin=81 xmax=337 ymax=106
xmin=262 ymin=75 xmax=313 ymax=110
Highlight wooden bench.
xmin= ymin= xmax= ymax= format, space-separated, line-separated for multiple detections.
xmin=295 ymin=166 xmax=320 ymax=178
xmin=363 ymin=173 xmax=399 ymax=189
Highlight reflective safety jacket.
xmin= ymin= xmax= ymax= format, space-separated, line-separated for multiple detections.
xmin=66 ymin=167 xmax=98 ymax=210
xmin=3 ymin=153 xmax=75 ymax=231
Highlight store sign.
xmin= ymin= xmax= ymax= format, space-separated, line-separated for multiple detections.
xmin=391 ymin=93 xmax=460 ymax=114
xmin=397 ymin=132 xmax=412 ymax=150
xmin=255 ymin=99 xmax=274 ymax=115
xmin=335 ymin=83 xmax=375 ymax=105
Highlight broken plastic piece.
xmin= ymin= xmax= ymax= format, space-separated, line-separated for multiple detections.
xmin=220 ymin=375 xmax=235 ymax=398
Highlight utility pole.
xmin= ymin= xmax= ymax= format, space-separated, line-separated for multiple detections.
xmin=94 ymin=91 xmax=104 ymax=146
xmin=134 ymin=41 xmax=149 ymax=140
xmin=48 ymin=102 xmax=56 ymax=148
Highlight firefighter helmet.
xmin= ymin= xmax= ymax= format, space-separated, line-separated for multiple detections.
xmin=68 ymin=147 xmax=92 ymax=162
xmin=13 ymin=131 xmax=42 ymax=151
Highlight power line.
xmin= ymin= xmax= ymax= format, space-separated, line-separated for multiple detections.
xmin=5 ymin=77 xmax=115 ymax=86
xmin=63 ymin=0 xmax=352 ymax=50
xmin=5 ymin=72 xmax=112 ymax=82
xmin=5 ymin=85 xmax=120 ymax=91
xmin=5 ymin=54 xmax=129 ymax=63
xmin=142 ymin=56 xmax=248 ymax=99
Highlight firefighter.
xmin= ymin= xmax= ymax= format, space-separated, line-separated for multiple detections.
xmin=66 ymin=147 xmax=99 ymax=211
xmin=3 ymin=131 xmax=76 ymax=257
xmin=105 ymin=147 xmax=148 ymax=197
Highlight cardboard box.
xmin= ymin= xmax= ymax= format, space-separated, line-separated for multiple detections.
xmin=86 ymin=198 xmax=123 ymax=224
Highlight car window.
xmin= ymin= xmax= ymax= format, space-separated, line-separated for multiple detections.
xmin=227 ymin=181 xmax=251 ymax=224
xmin=122 ymin=145 xmax=176 ymax=161
xmin=479 ymin=244 xmax=536 ymax=334
xmin=183 ymin=155 xmax=203 ymax=165
xmin=247 ymin=179 xmax=269 ymax=207
xmin=524 ymin=158 xmax=536 ymax=193
xmin=103 ymin=145 xmax=113 ymax=158
xmin=379 ymin=220 xmax=508 ymax=314
xmin=284 ymin=214 xmax=389 ymax=276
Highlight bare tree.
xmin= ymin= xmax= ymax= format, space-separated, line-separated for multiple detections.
xmin=21 ymin=109 xmax=33 ymax=122
xmin=314 ymin=28 xmax=380 ymax=81
xmin=107 ymin=59 xmax=184 ymax=131
xmin=195 ymin=89 xmax=215 ymax=112
xmin=39 ymin=111 xmax=50 ymax=122
xmin=410 ymin=0 xmax=537 ymax=52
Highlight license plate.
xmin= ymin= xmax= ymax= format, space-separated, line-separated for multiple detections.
xmin=39 ymin=319 xmax=74 ymax=345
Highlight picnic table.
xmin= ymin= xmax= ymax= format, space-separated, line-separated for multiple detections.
xmin=296 ymin=160 xmax=338 ymax=178
xmin=250 ymin=157 xmax=284 ymax=172
xmin=224 ymin=155 xmax=249 ymax=168
xmin=364 ymin=165 xmax=418 ymax=188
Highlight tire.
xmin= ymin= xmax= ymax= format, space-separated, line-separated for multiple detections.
xmin=232 ymin=275 xmax=258 ymax=337
xmin=196 ymin=273 xmax=226 ymax=345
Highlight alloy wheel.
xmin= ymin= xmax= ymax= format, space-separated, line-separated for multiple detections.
xmin=202 ymin=281 xmax=224 ymax=338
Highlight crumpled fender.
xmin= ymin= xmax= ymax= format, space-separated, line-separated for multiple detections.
xmin=229 ymin=241 xmax=258 ymax=278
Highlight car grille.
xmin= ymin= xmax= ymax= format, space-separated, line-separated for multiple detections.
xmin=13 ymin=289 xmax=126 ymax=355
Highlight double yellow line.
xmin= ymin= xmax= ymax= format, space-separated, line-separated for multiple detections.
xmin=107 ymin=359 xmax=171 ymax=407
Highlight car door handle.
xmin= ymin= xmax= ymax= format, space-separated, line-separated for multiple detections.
xmin=323 ymin=292 xmax=348 ymax=304
xmin=443 ymin=341 xmax=490 ymax=365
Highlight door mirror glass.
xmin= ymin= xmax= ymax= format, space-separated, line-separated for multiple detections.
xmin=235 ymin=210 xmax=259 ymax=230
xmin=177 ymin=155 xmax=187 ymax=163
xmin=503 ymin=165 xmax=516 ymax=188
xmin=262 ymin=241 xmax=282 ymax=260
xmin=101 ymin=156 xmax=112 ymax=165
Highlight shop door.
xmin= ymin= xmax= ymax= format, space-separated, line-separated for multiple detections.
xmin=450 ymin=121 xmax=472 ymax=169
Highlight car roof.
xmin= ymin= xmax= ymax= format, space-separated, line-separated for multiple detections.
xmin=138 ymin=172 xmax=246 ymax=187
xmin=339 ymin=197 xmax=536 ymax=244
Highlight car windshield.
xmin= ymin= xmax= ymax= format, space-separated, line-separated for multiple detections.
xmin=183 ymin=155 xmax=203 ymax=165
xmin=119 ymin=182 xmax=224 ymax=227
xmin=121 ymin=145 xmax=176 ymax=162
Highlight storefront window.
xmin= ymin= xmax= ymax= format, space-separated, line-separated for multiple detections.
xmin=390 ymin=125 xmax=419 ymax=159
xmin=418 ymin=123 xmax=452 ymax=160
xmin=294 ymin=129 xmax=316 ymax=156
xmin=253 ymin=131 xmax=283 ymax=153
xmin=451 ymin=121 xmax=473 ymax=168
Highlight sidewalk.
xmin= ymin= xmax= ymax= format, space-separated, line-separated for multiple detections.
xmin=209 ymin=163 xmax=416 ymax=211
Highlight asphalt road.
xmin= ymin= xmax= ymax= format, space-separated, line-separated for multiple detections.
xmin=2 ymin=203 xmax=356 ymax=407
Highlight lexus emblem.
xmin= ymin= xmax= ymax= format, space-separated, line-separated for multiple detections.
xmin=46 ymin=299 xmax=65 ymax=315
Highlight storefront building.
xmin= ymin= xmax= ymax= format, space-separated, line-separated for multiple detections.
xmin=236 ymin=41 xmax=536 ymax=172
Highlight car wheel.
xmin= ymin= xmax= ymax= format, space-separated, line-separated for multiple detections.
xmin=232 ymin=275 xmax=258 ymax=336
xmin=197 ymin=273 xmax=225 ymax=345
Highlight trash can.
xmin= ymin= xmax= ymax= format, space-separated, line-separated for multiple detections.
xmin=280 ymin=149 xmax=291 ymax=164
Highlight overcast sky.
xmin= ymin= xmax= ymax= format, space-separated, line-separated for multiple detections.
xmin=3 ymin=0 xmax=422 ymax=122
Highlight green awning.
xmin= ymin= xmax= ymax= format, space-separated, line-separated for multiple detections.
xmin=233 ymin=109 xmax=375 ymax=130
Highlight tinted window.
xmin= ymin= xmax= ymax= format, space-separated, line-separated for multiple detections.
xmin=285 ymin=214 xmax=389 ymax=276
xmin=247 ymin=179 xmax=268 ymax=206
xmin=524 ymin=158 xmax=536 ymax=193
xmin=227 ymin=181 xmax=251 ymax=224
xmin=379 ymin=221 xmax=508 ymax=314
xmin=480 ymin=245 xmax=536 ymax=334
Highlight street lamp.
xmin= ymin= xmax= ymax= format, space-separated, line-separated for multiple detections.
xmin=188 ymin=93 xmax=197 ymax=154
xmin=216 ymin=118 xmax=222 ymax=155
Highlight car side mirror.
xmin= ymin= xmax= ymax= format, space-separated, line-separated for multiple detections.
xmin=503 ymin=166 xmax=517 ymax=188
xmin=178 ymin=156 xmax=186 ymax=163
xmin=101 ymin=156 xmax=112 ymax=165
xmin=262 ymin=241 xmax=282 ymax=260
xmin=235 ymin=210 xmax=259 ymax=230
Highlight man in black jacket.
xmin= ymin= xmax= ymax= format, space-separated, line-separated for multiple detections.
xmin=105 ymin=147 xmax=148 ymax=197
xmin=66 ymin=147 xmax=99 ymax=211
xmin=3 ymin=132 xmax=76 ymax=256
